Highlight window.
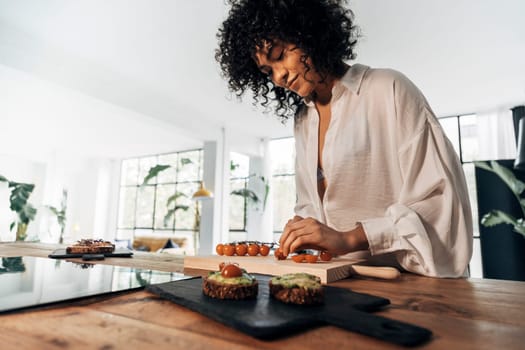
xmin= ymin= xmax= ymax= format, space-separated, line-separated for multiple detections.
xmin=438 ymin=109 xmax=516 ymax=278
xmin=269 ymin=138 xmax=296 ymax=242
xmin=116 ymin=149 xmax=203 ymax=246
xmin=229 ymin=152 xmax=250 ymax=239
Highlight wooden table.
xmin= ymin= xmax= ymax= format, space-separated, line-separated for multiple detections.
xmin=1 ymin=242 xmax=524 ymax=349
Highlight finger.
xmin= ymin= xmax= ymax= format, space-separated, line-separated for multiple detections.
xmin=279 ymin=219 xmax=293 ymax=248
xmin=281 ymin=226 xmax=310 ymax=255
xmin=288 ymin=232 xmax=323 ymax=254
xmin=292 ymin=215 xmax=303 ymax=223
xmin=288 ymin=223 xmax=326 ymax=254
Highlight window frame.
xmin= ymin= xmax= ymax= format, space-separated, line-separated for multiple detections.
xmin=116 ymin=148 xmax=204 ymax=238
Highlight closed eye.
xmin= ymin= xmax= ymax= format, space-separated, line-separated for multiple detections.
xmin=260 ymin=67 xmax=272 ymax=77
xmin=270 ymin=47 xmax=284 ymax=61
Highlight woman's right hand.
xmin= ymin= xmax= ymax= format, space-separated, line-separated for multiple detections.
xmin=279 ymin=216 xmax=369 ymax=257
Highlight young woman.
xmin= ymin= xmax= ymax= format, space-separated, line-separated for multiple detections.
xmin=216 ymin=0 xmax=473 ymax=277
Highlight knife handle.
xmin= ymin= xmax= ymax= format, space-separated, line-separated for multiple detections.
xmin=319 ymin=309 xmax=432 ymax=347
xmin=350 ymin=265 xmax=400 ymax=280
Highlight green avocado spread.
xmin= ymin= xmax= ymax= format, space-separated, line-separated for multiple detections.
xmin=270 ymin=273 xmax=322 ymax=289
xmin=207 ymin=271 xmax=256 ymax=285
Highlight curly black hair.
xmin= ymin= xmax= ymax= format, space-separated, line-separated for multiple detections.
xmin=216 ymin=0 xmax=359 ymax=122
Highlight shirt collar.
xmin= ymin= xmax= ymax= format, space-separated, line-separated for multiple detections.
xmin=304 ymin=63 xmax=369 ymax=107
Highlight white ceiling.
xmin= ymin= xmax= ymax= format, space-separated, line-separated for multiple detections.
xmin=0 ymin=0 xmax=524 ymax=160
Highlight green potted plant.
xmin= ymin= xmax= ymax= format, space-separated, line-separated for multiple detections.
xmin=45 ymin=189 xmax=68 ymax=243
xmin=0 ymin=175 xmax=38 ymax=241
xmin=474 ymin=160 xmax=525 ymax=281
xmin=475 ymin=161 xmax=525 ymax=237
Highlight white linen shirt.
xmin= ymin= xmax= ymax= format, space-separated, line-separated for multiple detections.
xmin=294 ymin=64 xmax=473 ymax=277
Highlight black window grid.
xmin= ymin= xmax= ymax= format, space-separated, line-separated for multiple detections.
xmin=116 ymin=148 xmax=203 ymax=234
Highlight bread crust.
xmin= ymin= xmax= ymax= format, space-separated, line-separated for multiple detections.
xmin=269 ymin=273 xmax=324 ymax=305
xmin=269 ymin=283 xmax=324 ymax=305
xmin=66 ymin=239 xmax=115 ymax=254
xmin=202 ymin=276 xmax=258 ymax=300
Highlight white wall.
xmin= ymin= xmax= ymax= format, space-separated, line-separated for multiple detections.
xmin=0 ymin=64 xmax=202 ymax=162
xmin=0 ymin=64 xmax=203 ymax=243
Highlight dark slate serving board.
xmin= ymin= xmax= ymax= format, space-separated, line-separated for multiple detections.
xmin=48 ymin=248 xmax=133 ymax=259
xmin=147 ymin=274 xmax=432 ymax=346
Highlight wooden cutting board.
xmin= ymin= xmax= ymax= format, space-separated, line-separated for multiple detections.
xmin=184 ymin=255 xmax=364 ymax=283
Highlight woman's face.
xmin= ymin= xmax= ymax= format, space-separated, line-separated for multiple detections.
xmin=253 ymin=40 xmax=323 ymax=98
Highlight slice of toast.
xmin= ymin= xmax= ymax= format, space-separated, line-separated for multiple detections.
xmin=66 ymin=239 xmax=115 ymax=254
xmin=202 ymin=269 xmax=258 ymax=300
xmin=269 ymin=273 xmax=324 ymax=305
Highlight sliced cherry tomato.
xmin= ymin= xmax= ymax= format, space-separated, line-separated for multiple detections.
xmin=274 ymin=247 xmax=287 ymax=260
xmin=259 ymin=244 xmax=270 ymax=256
xmin=216 ymin=244 xmax=224 ymax=256
xmin=247 ymin=243 xmax=260 ymax=256
xmin=221 ymin=264 xmax=243 ymax=278
xmin=292 ymin=254 xmax=306 ymax=263
xmin=320 ymin=250 xmax=333 ymax=261
xmin=223 ymin=244 xmax=235 ymax=256
xmin=235 ymin=243 xmax=247 ymax=256
xmin=305 ymin=254 xmax=318 ymax=263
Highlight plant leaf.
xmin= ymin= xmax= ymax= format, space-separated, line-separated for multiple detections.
xmin=19 ymin=204 xmax=37 ymax=224
xmin=141 ymin=165 xmax=171 ymax=186
xmin=230 ymin=161 xmax=239 ymax=172
xmin=231 ymin=188 xmax=259 ymax=203
xmin=0 ymin=175 xmax=7 ymax=182
xmin=512 ymin=218 xmax=525 ymax=237
xmin=163 ymin=205 xmax=189 ymax=227
xmin=489 ymin=160 xmax=525 ymax=196
xmin=180 ymin=158 xmax=193 ymax=166
xmin=473 ymin=161 xmax=492 ymax=172
xmin=481 ymin=210 xmax=518 ymax=227
xmin=166 ymin=192 xmax=186 ymax=207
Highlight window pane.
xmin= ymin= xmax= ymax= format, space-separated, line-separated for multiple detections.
xmin=459 ymin=114 xmax=478 ymax=162
xmin=470 ymin=238 xmax=482 ymax=278
xmin=157 ymin=153 xmax=178 ymax=184
xmin=230 ymin=152 xmax=250 ymax=178
xmin=229 ymin=231 xmax=247 ymax=242
xmin=117 ymin=187 xmax=136 ymax=228
xmin=174 ymin=182 xmax=198 ymax=230
xmin=230 ymin=179 xmax=246 ymax=231
xmin=462 ymin=163 xmax=479 ymax=237
xmin=135 ymin=186 xmax=155 ymax=227
xmin=438 ymin=117 xmax=460 ymax=157
xmin=270 ymin=138 xmax=295 ymax=174
xmin=476 ymin=109 xmax=516 ymax=161
xmin=178 ymin=150 xmax=201 ymax=182
xmin=138 ymin=156 xmax=159 ymax=185
xmin=121 ymin=159 xmax=139 ymax=185
xmin=272 ymin=175 xmax=296 ymax=232
xmin=116 ymin=229 xmax=134 ymax=240
xmin=154 ymin=184 xmax=176 ymax=229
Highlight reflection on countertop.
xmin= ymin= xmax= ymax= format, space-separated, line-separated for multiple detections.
xmin=0 ymin=256 xmax=192 ymax=313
